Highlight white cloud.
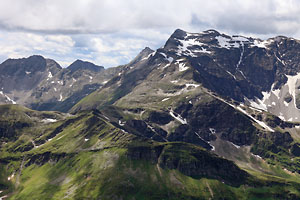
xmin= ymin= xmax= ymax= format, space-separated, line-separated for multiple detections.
xmin=0 ymin=31 xmax=76 ymax=67
xmin=1 ymin=0 xmax=300 ymax=67
xmin=0 ymin=0 xmax=298 ymax=36
xmin=88 ymin=33 xmax=161 ymax=67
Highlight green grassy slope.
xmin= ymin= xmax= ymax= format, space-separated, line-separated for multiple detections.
xmin=0 ymin=105 xmax=300 ymax=199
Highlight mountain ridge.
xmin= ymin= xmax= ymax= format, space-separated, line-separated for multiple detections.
xmin=0 ymin=55 xmax=127 ymax=112
xmin=71 ymin=28 xmax=300 ymax=181
xmin=74 ymin=28 xmax=300 ymax=122
xmin=67 ymin=59 xmax=104 ymax=72
xmin=2 ymin=29 xmax=300 ymax=199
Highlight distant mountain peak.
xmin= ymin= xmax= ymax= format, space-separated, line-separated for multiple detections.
xmin=27 ymin=54 xmax=45 ymax=59
xmin=0 ymin=55 xmax=61 ymax=75
xmin=67 ymin=60 xmax=104 ymax=72
xmin=126 ymin=47 xmax=154 ymax=66
xmin=203 ymin=29 xmax=220 ymax=34
xmin=141 ymin=47 xmax=153 ymax=53
xmin=170 ymin=28 xmax=187 ymax=39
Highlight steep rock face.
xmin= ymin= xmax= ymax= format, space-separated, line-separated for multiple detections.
xmin=156 ymin=29 xmax=300 ymax=122
xmin=74 ymin=29 xmax=300 ymax=122
xmin=27 ymin=59 xmax=106 ymax=112
xmin=161 ymin=29 xmax=276 ymax=101
xmin=127 ymin=142 xmax=249 ymax=187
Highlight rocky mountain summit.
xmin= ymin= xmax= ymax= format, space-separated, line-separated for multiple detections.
xmin=72 ymin=29 xmax=300 ymax=193
xmin=77 ymin=29 xmax=300 ymax=121
xmin=2 ymin=30 xmax=300 ymax=199
xmin=0 ymin=55 xmax=123 ymax=112
xmin=161 ymin=29 xmax=300 ymax=122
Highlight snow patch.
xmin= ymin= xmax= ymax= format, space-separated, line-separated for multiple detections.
xmin=42 ymin=118 xmax=58 ymax=123
xmin=211 ymin=95 xmax=274 ymax=132
xmin=209 ymin=128 xmax=216 ymax=134
xmin=194 ymin=132 xmax=205 ymax=140
xmin=248 ymin=106 xmax=262 ymax=113
xmin=232 ymin=35 xmax=249 ymax=42
xmin=286 ymin=73 xmax=300 ymax=107
xmin=141 ymin=52 xmax=155 ymax=61
xmin=252 ymin=40 xmax=266 ymax=48
xmin=178 ymin=62 xmax=189 ymax=72
xmin=0 ymin=91 xmax=16 ymax=104
xmin=47 ymin=72 xmax=53 ymax=80
xmin=279 ymin=115 xmax=285 ymax=121
xmin=185 ymin=83 xmax=200 ymax=88
xmin=162 ymin=98 xmax=170 ymax=102
xmin=7 ymin=173 xmax=14 ymax=181
xmin=251 ymin=39 xmax=272 ymax=48
xmin=118 ymin=120 xmax=125 ymax=126
xmin=169 ymin=110 xmax=187 ymax=124
xmin=236 ymin=106 xmax=274 ymax=132
xmin=235 ymin=41 xmax=246 ymax=79
xmin=6 ymin=95 xmax=16 ymax=104
xmin=216 ymin=36 xmax=240 ymax=49
xmin=162 ymin=63 xmax=171 ymax=69
xmin=216 ymin=36 xmax=231 ymax=49
xmin=178 ymin=38 xmax=205 ymax=51
xmin=59 ymin=94 xmax=63 ymax=101
xmin=226 ymin=70 xmax=236 ymax=80
xmin=249 ymin=98 xmax=267 ymax=111
xmin=216 ymin=35 xmax=269 ymax=50
xmin=159 ymin=52 xmax=167 ymax=58
xmin=230 ymin=142 xmax=240 ymax=149
xmin=273 ymin=89 xmax=281 ymax=99
xmin=200 ymin=48 xmax=211 ymax=54
xmin=252 ymin=153 xmax=262 ymax=159
xmin=275 ymin=54 xmax=286 ymax=66
xmin=175 ymin=37 xmax=211 ymax=57
xmin=167 ymin=57 xmax=174 ymax=63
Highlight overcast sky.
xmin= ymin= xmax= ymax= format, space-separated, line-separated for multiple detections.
xmin=0 ymin=0 xmax=300 ymax=67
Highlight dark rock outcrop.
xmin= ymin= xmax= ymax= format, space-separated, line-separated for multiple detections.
xmin=127 ymin=142 xmax=249 ymax=187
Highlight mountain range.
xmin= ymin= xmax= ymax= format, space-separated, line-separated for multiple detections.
xmin=1 ymin=29 xmax=300 ymax=199
xmin=0 ymin=56 xmax=122 ymax=112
